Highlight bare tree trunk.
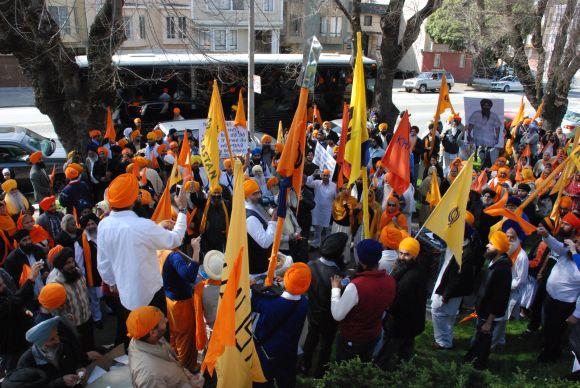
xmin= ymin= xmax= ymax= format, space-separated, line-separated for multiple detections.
xmin=0 ymin=0 xmax=126 ymax=152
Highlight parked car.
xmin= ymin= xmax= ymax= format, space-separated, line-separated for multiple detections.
xmin=490 ymin=76 xmax=524 ymax=92
xmin=402 ymin=71 xmax=455 ymax=93
xmin=561 ymin=110 xmax=579 ymax=137
xmin=0 ymin=126 xmax=67 ymax=196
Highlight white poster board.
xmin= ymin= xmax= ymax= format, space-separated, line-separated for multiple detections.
xmin=199 ymin=121 xmax=249 ymax=159
xmin=313 ymin=141 xmax=337 ymax=176
xmin=253 ymin=75 xmax=262 ymax=94
xmin=464 ymin=97 xmax=505 ymax=148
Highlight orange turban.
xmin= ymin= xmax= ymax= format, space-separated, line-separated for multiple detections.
xmin=117 ymin=138 xmax=128 ymax=148
xmin=65 ymin=166 xmax=79 ymax=180
xmin=39 ymin=196 xmax=56 ymax=212
xmin=465 ymin=211 xmax=475 ymax=226
xmin=154 ymin=129 xmax=163 ymax=140
xmin=173 ymin=107 xmax=180 ymax=114
xmin=244 ymin=179 xmax=260 ymax=198
xmin=107 ymin=173 xmax=139 ymax=209
xmin=261 ymin=134 xmax=272 ymax=144
xmin=133 ymin=156 xmax=150 ymax=168
xmin=29 ymin=151 xmax=42 ymax=164
xmin=47 ymin=245 xmax=64 ymax=265
xmin=169 ymin=141 xmax=179 ymax=150
xmin=184 ymin=180 xmax=200 ymax=192
xmin=89 ymin=130 xmax=101 ymax=138
xmin=130 ymin=130 xmax=140 ymax=140
xmin=223 ymin=159 xmax=232 ymax=169
xmin=267 ymin=177 xmax=278 ymax=190
xmin=283 ymin=263 xmax=312 ymax=295
xmin=498 ymin=167 xmax=510 ymax=176
xmin=126 ymin=306 xmax=164 ymax=339
xmin=1 ymin=179 xmax=17 ymax=193
xmin=139 ymin=189 xmax=153 ymax=206
xmin=38 ymin=283 xmax=67 ymax=310
xmin=523 ymin=118 xmax=532 ymax=125
xmin=126 ymin=163 xmax=135 ymax=173
xmin=322 ymin=169 xmax=331 ymax=176
xmin=380 ymin=225 xmax=403 ymax=250
xmin=560 ymin=196 xmax=574 ymax=209
xmin=489 ymin=231 xmax=510 ymax=253
xmin=562 ymin=212 xmax=580 ymax=230
xmin=399 ymin=237 xmax=420 ymax=257
xmin=312 ymin=130 xmax=319 ymax=137
xmin=97 ymin=147 xmax=109 ymax=157
xmin=156 ymin=144 xmax=167 ymax=154
xmin=379 ymin=123 xmax=388 ymax=131
xmin=69 ymin=163 xmax=83 ymax=173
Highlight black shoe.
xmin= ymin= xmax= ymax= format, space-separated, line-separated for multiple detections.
xmin=94 ymin=320 xmax=104 ymax=330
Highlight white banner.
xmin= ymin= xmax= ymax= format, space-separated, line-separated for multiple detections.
xmin=253 ymin=75 xmax=261 ymax=94
xmin=199 ymin=121 xmax=248 ymax=159
xmin=313 ymin=141 xmax=337 ymax=177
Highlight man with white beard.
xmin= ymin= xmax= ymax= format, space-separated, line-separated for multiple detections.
xmin=492 ymin=219 xmax=529 ymax=347
xmin=1 ymin=179 xmax=30 ymax=217
xmin=74 ymin=213 xmax=103 ymax=328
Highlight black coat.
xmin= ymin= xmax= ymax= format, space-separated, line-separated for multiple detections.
xmin=307 ymin=260 xmax=343 ymax=325
xmin=435 ymin=235 xmax=482 ymax=300
xmin=475 ymin=255 xmax=512 ymax=319
xmin=4 ymin=246 xmax=48 ymax=287
xmin=390 ymin=261 xmax=428 ymax=338
xmin=295 ymin=188 xmax=315 ymax=238
xmin=0 ymin=279 xmax=35 ymax=354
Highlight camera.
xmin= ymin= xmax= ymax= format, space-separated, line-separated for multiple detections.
xmin=261 ymin=196 xmax=277 ymax=208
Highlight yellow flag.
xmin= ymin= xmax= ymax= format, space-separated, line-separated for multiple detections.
xmin=435 ymin=73 xmax=455 ymax=117
xmin=423 ymin=156 xmax=473 ymax=267
xmin=215 ymin=159 xmax=265 ymax=387
xmin=202 ymin=80 xmax=225 ymax=191
xmin=234 ymin=89 xmax=247 ymax=128
xmin=344 ymin=32 xmax=369 ymax=187
xmin=362 ymin=167 xmax=369 ymax=238
xmin=511 ymin=97 xmax=525 ymax=129
xmin=277 ymin=120 xmax=284 ymax=144
xmin=426 ymin=169 xmax=441 ymax=208
xmin=533 ymin=99 xmax=543 ymax=121
xmin=168 ymin=157 xmax=182 ymax=188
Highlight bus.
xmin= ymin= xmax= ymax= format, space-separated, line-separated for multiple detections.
xmin=76 ymin=52 xmax=377 ymax=133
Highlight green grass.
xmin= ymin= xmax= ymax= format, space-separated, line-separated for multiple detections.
xmin=298 ymin=318 xmax=578 ymax=387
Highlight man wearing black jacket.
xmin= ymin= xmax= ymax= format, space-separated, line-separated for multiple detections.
xmin=4 ymin=230 xmax=48 ymax=297
xmin=292 ymin=178 xmax=315 ymax=240
xmin=464 ymin=231 xmax=512 ymax=369
xmin=431 ymin=218 xmax=482 ymax=349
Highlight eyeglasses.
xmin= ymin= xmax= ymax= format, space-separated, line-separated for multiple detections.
xmin=387 ymin=203 xmax=397 ymax=207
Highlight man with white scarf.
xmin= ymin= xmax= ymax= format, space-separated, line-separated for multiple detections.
xmin=492 ymin=219 xmax=528 ymax=347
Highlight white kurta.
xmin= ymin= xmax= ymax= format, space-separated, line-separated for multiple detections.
xmin=306 ymin=176 xmax=336 ymax=227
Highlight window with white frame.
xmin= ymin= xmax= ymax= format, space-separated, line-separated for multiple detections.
xmin=214 ymin=30 xmax=227 ymax=51
xmin=363 ymin=15 xmax=372 ymax=26
xmin=211 ymin=0 xmax=244 ymax=10
xmin=166 ymin=16 xmax=176 ymax=39
xmin=228 ymin=30 xmax=238 ymax=50
xmin=263 ymin=0 xmax=274 ymax=12
xmin=178 ymin=16 xmax=187 ymax=39
xmin=459 ymin=53 xmax=466 ymax=68
xmin=139 ymin=16 xmax=146 ymax=40
xmin=434 ymin=53 xmax=441 ymax=68
xmin=123 ymin=17 xmax=132 ymax=40
xmin=48 ymin=6 xmax=71 ymax=35
xmin=198 ymin=29 xmax=211 ymax=49
xmin=320 ymin=16 xmax=342 ymax=37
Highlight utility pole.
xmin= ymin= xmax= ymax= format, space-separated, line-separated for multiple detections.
xmin=248 ymin=0 xmax=255 ymax=138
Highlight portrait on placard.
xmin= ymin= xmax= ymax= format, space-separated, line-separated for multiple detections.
xmin=465 ymin=97 xmax=505 ymax=148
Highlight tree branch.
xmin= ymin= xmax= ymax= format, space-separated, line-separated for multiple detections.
xmin=402 ymin=0 xmax=443 ymax=51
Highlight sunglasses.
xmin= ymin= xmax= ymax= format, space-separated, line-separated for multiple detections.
xmin=387 ymin=203 xmax=397 ymax=207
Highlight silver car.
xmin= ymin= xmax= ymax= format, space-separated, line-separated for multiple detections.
xmin=402 ymin=71 xmax=455 ymax=93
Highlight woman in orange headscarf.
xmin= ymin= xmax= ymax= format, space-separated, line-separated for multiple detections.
xmin=0 ymin=200 xmax=16 ymax=236
xmin=490 ymin=157 xmax=508 ymax=178
xmin=379 ymin=194 xmax=408 ymax=231
xmin=17 ymin=212 xmax=53 ymax=252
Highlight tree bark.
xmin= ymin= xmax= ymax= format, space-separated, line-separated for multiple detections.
xmin=333 ymin=0 xmax=361 ymax=63
xmin=0 ymin=0 xmax=126 ymax=152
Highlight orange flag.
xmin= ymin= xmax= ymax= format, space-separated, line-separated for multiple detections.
xmin=104 ymin=107 xmax=116 ymax=142
xmin=312 ymin=104 xmax=323 ymax=125
xmin=150 ymin=183 xmax=173 ymax=223
xmin=72 ymin=207 xmax=80 ymax=228
xmin=381 ymin=110 xmax=411 ymax=195
xmin=178 ymin=131 xmax=192 ymax=181
xmin=233 ymin=89 xmax=247 ymax=128
xmin=276 ymin=87 xmax=309 ymax=199
xmin=484 ymin=207 xmax=537 ymax=235
xmin=336 ymin=102 xmax=350 ymax=187
xmin=201 ymin=247 xmax=243 ymax=376
xmin=470 ymin=170 xmax=488 ymax=193
xmin=521 ymin=144 xmax=531 ymax=158
xmin=49 ymin=165 xmax=56 ymax=193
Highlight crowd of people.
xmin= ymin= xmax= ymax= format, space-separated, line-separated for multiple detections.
xmin=0 ymin=105 xmax=578 ymax=387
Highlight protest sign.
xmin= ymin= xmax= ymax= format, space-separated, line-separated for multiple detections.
xmin=465 ymin=97 xmax=505 ymax=148
xmin=313 ymin=141 xmax=337 ymax=176
xmin=199 ymin=121 xmax=248 ymax=158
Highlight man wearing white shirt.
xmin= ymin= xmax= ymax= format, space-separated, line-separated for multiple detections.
xmin=537 ymin=224 xmax=580 ymax=363
xmin=97 ymin=173 xmax=188 ymax=316
xmin=330 ymin=239 xmax=396 ymax=362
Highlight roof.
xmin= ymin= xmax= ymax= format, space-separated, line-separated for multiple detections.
xmin=360 ymin=3 xmax=388 ymax=14
xmin=75 ymin=53 xmax=376 ymax=68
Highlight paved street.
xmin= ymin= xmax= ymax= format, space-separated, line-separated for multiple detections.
xmin=1 ymin=84 xmax=579 ymax=140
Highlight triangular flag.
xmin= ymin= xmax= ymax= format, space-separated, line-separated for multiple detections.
xmin=168 ymin=158 xmax=182 ymax=188
xmin=336 ymin=102 xmax=350 ymax=188
xmin=312 ymin=104 xmax=323 ymax=125
xmin=233 ymin=89 xmax=247 ymax=128
xmin=276 ymin=121 xmax=284 ymax=144
xmin=344 ymin=32 xmax=369 ymax=187
xmin=533 ymin=99 xmax=544 ymax=121
xmin=150 ymin=183 xmax=173 ymax=223
xmin=178 ymin=131 xmax=192 ymax=181
xmin=423 ymin=156 xmax=473 ymax=267
xmin=381 ymin=110 xmax=411 ymax=195
xmin=470 ymin=169 xmax=488 ymax=193
xmin=202 ymin=80 xmax=226 ymax=191
xmin=430 ymin=73 xmax=455 ymax=145
xmin=426 ymin=169 xmax=441 ymax=208
xmin=104 ymin=107 xmax=116 ymax=142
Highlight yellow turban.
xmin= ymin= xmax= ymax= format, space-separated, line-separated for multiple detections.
xmin=210 ymin=185 xmax=222 ymax=194
xmin=399 ymin=237 xmax=420 ymax=257
xmin=126 ymin=306 xmax=164 ymax=339
xmin=380 ymin=225 xmax=403 ymax=250
xmin=1 ymin=179 xmax=17 ymax=193
xmin=261 ymin=134 xmax=273 ymax=144
xmin=67 ymin=150 xmax=77 ymax=160
xmin=107 ymin=173 xmax=139 ymax=209
xmin=521 ymin=167 xmax=533 ymax=181
xmin=184 ymin=180 xmax=200 ymax=192
xmin=29 ymin=151 xmax=42 ymax=164
xmin=284 ymin=263 xmax=312 ymax=295
xmin=38 ymin=283 xmax=67 ymax=310
xmin=146 ymin=132 xmax=156 ymax=141
xmin=489 ymin=231 xmax=509 ymax=253
xmin=244 ymin=179 xmax=260 ymax=198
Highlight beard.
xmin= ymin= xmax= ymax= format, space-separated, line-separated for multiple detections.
xmin=63 ymin=267 xmax=81 ymax=283
xmin=484 ymin=248 xmax=498 ymax=260
xmin=556 ymin=228 xmax=574 ymax=240
xmin=507 ymin=241 xmax=520 ymax=256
